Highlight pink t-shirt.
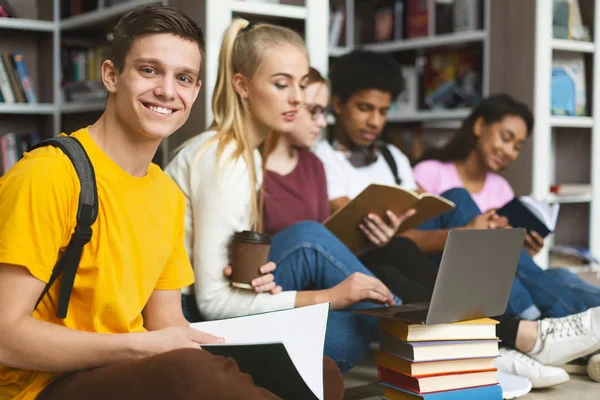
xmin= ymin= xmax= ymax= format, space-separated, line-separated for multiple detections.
xmin=413 ymin=160 xmax=514 ymax=212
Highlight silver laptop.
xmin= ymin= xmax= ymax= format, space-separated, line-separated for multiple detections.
xmin=355 ymin=228 xmax=526 ymax=325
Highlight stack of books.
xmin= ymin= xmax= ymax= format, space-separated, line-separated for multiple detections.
xmin=376 ymin=317 xmax=503 ymax=399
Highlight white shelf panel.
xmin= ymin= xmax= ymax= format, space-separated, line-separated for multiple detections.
xmin=230 ymin=2 xmax=307 ymax=19
xmin=327 ymin=108 xmax=471 ymax=125
xmin=0 ymin=18 xmax=55 ymax=32
xmin=0 ymin=103 xmax=55 ymax=115
xmin=61 ymin=102 xmax=105 ymax=114
xmin=552 ymin=39 xmax=595 ymax=53
xmin=550 ymin=194 xmax=593 ymax=204
xmin=329 ymin=46 xmax=351 ymax=57
xmin=61 ymin=0 xmax=162 ymax=30
xmin=360 ymin=30 xmax=486 ymax=53
xmin=550 ymin=116 xmax=593 ymax=128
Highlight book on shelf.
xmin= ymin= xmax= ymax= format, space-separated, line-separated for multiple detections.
xmin=323 ymin=184 xmax=454 ymax=253
xmin=0 ymin=131 xmax=41 ymax=175
xmin=61 ymin=0 xmax=98 ymax=19
xmin=551 ymin=53 xmax=586 ymax=116
xmin=496 ymin=196 xmax=560 ymax=238
xmin=191 ymin=303 xmax=329 ymax=400
xmin=550 ymin=183 xmax=591 ymax=197
xmin=405 ymin=0 xmax=429 ymax=38
xmin=0 ymin=52 xmax=37 ymax=104
xmin=453 ymin=0 xmax=481 ymax=32
xmin=553 ymin=0 xmax=591 ymax=41
xmin=328 ymin=7 xmax=345 ymax=47
xmin=0 ymin=0 xmax=17 ymax=18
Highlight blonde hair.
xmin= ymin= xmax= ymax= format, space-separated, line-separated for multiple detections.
xmin=195 ymin=19 xmax=307 ymax=231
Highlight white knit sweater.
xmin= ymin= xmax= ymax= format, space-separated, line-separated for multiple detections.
xmin=165 ymin=131 xmax=297 ymax=320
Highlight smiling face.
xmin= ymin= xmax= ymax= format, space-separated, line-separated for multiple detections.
xmin=103 ymin=33 xmax=202 ymax=141
xmin=285 ymin=81 xmax=329 ymax=148
xmin=333 ymin=89 xmax=392 ymax=147
xmin=474 ymin=115 xmax=528 ymax=172
xmin=237 ymin=44 xmax=309 ymax=134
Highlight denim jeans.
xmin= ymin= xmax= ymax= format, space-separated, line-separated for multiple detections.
xmin=418 ymin=188 xmax=600 ymax=319
xmin=268 ymin=221 xmax=402 ymax=373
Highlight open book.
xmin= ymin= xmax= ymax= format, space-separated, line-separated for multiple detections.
xmin=191 ymin=303 xmax=329 ymax=400
xmin=496 ymin=196 xmax=560 ymax=238
xmin=324 ymin=184 xmax=455 ymax=253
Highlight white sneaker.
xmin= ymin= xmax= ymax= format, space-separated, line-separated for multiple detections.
xmin=530 ymin=306 xmax=600 ymax=366
xmin=588 ymin=354 xmax=600 ymax=382
xmin=495 ymin=347 xmax=570 ymax=388
xmin=497 ymin=371 xmax=532 ymax=399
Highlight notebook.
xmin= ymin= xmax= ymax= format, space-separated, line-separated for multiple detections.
xmin=191 ymin=303 xmax=329 ymax=400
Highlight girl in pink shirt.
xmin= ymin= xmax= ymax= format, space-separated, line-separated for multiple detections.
xmin=413 ymin=94 xmax=542 ymax=255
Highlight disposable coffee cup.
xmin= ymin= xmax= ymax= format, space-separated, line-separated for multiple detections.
xmin=230 ymin=231 xmax=272 ymax=289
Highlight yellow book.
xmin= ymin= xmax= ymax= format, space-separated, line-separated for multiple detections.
xmin=379 ymin=318 xmax=499 ymax=342
xmin=323 ymin=184 xmax=454 ymax=253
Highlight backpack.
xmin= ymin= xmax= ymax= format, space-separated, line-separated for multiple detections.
xmin=377 ymin=143 xmax=402 ymax=186
xmin=30 ymin=136 xmax=98 ymax=319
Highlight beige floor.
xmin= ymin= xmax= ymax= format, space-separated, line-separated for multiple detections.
xmin=342 ymin=352 xmax=600 ymax=400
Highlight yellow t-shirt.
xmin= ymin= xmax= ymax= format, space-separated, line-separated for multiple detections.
xmin=0 ymin=128 xmax=194 ymax=400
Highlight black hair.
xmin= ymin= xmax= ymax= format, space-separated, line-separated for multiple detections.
xmin=329 ymin=49 xmax=405 ymax=105
xmin=418 ymin=94 xmax=534 ymax=163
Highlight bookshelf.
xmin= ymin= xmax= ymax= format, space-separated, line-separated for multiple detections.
xmin=0 ymin=0 xmax=329 ymax=169
xmin=327 ymin=0 xmax=491 ymax=127
xmin=489 ymin=0 xmax=600 ymax=268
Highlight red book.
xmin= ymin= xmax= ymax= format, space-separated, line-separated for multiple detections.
xmin=406 ymin=0 xmax=429 ymax=38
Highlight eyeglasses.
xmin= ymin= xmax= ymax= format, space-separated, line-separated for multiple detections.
xmin=304 ymin=104 xmax=327 ymax=121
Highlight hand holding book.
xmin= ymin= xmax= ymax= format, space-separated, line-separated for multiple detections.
xmin=359 ymin=208 xmax=416 ymax=248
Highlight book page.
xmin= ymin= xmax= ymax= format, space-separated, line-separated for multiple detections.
xmin=520 ymin=196 xmax=560 ymax=229
xmin=191 ymin=303 xmax=329 ymax=400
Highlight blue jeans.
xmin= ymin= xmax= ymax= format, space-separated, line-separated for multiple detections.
xmin=268 ymin=221 xmax=400 ymax=373
xmin=418 ymin=188 xmax=600 ymax=319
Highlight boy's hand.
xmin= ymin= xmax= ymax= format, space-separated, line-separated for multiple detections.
xmin=359 ymin=209 xmax=416 ymax=247
xmin=146 ymin=326 xmax=224 ymax=355
xmin=223 ymin=262 xmax=282 ymax=294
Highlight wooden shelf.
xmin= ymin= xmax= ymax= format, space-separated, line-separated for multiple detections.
xmin=550 ymin=116 xmax=594 ymax=128
xmin=552 ymin=39 xmax=595 ymax=53
xmin=360 ymin=30 xmax=486 ymax=53
xmin=0 ymin=18 xmax=55 ymax=32
xmin=0 ymin=103 xmax=55 ymax=115
xmin=230 ymin=2 xmax=307 ymax=19
xmin=61 ymin=0 xmax=162 ymax=30
xmin=61 ymin=102 xmax=105 ymax=114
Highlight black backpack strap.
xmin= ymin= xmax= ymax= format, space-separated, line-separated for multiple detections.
xmin=31 ymin=136 xmax=98 ymax=319
xmin=378 ymin=143 xmax=402 ymax=185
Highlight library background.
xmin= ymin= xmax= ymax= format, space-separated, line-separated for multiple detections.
xmin=0 ymin=1 xmax=599 ymax=284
